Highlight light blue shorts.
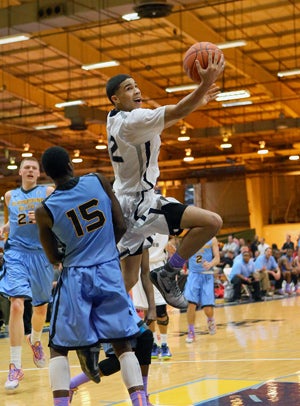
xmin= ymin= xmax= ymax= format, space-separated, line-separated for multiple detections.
xmin=50 ymin=259 xmax=139 ymax=350
xmin=0 ymin=248 xmax=53 ymax=306
xmin=184 ymin=272 xmax=215 ymax=307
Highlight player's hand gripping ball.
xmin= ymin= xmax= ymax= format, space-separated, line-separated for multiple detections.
xmin=183 ymin=41 xmax=224 ymax=83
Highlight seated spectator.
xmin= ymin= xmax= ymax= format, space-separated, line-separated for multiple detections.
xmin=278 ymin=248 xmax=298 ymax=294
xmin=217 ymin=249 xmax=235 ymax=272
xmin=254 ymin=247 xmax=281 ymax=296
xmin=281 ymin=234 xmax=295 ymax=255
xmin=292 ymin=247 xmax=300 ymax=293
xmin=257 ymin=238 xmax=270 ymax=256
xmin=250 ymin=235 xmax=259 ymax=258
xmin=222 ymin=235 xmax=239 ymax=257
xmin=297 ymin=234 xmax=300 ymax=250
xmin=234 ymin=245 xmax=252 ymax=264
xmin=228 ymin=251 xmax=262 ymax=302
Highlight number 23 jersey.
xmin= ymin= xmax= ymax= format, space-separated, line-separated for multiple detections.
xmin=7 ymin=185 xmax=48 ymax=250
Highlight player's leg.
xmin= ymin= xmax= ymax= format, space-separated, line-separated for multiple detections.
xmin=27 ymin=254 xmax=53 ymax=368
xmin=203 ymin=305 xmax=217 ymax=335
xmin=112 ymin=340 xmax=148 ymax=406
xmin=178 ymin=206 xmax=222 ymax=259
xmin=5 ymin=297 xmax=25 ymax=390
xmin=49 ymin=347 xmax=71 ymax=406
xmin=151 ymin=204 xmax=221 ymax=310
xmin=70 ymin=326 xmax=154 ymax=405
xmin=26 ymin=302 xmax=48 ymax=367
xmin=121 ymin=252 xmax=143 ymax=292
xmin=156 ymin=305 xmax=172 ymax=359
xmin=186 ymin=302 xmax=197 ymax=342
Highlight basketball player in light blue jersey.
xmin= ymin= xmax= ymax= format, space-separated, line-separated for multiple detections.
xmin=35 ymin=146 xmax=148 ymax=406
xmin=105 ymin=52 xmax=224 ymax=312
xmin=184 ymin=237 xmax=220 ymax=342
xmin=0 ymin=157 xmax=54 ymax=391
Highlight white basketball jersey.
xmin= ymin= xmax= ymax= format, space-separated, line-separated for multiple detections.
xmin=107 ymin=107 xmax=165 ymax=194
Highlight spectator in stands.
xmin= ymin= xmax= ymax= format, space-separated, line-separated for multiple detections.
xmin=257 ymin=238 xmax=270 ymax=256
xmin=233 ymin=245 xmax=252 ymax=264
xmin=222 ymin=235 xmax=239 ymax=258
xmin=228 ymin=251 xmax=262 ymax=302
xmin=278 ymin=248 xmax=297 ymax=294
xmin=254 ymin=247 xmax=281 ymax=296
xmin=292 ymin=247 xmax=300 ymax=293
xmin=250 ymin=235 xmax=259 ymax=258
xmin=281 ymin=234 xmax=295 ymax=255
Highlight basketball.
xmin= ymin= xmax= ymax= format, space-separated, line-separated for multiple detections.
xmin=183 ymin=41 xmax=223 ymax=83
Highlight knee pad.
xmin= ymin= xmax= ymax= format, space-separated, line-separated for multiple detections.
xmin=76 ymin=345 xmax=101 ymax=383
xmin=99 ymin=354 xmax=120 ymax=376
xmin=49 ymin=356 xmax=70 ymax=392
xmin=156 ymin=304 xmax=167 ymax=318
xmin=157 ymin=314 xmax=169 ymax=326
xmin=135 ymin=328 xmax=153 ymax=366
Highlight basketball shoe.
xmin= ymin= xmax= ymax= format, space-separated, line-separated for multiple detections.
xmin=160 ymin=344 xmax=172 ymax=360
xmin=185 ymin=331 xmax=195 ymax=343
xmin=208 ymin=319 xmax=217 ymax=335
xmin=5 ymin=363 xmax=24 ymax=390
xmin=151 ymin=343 xmax=161 ymax=359
xmin=26 ymin=334 xmax=46 ymax=368
xmin=150 ymin=264 xmax=188 ymax=310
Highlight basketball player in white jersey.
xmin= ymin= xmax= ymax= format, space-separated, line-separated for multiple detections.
xmin=106 ymin=51 xmax=225 ymax=310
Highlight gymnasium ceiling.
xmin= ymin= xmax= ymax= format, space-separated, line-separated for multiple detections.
xmin=0 ymin=0 xmax=300 ymax=193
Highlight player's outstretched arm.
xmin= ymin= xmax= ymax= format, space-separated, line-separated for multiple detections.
xmin=164 ymin=52 xmax=225 ymax=128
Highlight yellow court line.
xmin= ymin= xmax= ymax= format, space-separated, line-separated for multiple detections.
xmin=113 ymin=378 xmax=261 ymax=406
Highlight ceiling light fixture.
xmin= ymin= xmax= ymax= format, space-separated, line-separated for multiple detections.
xmin=72 ymin=150 xmax=83 ymax=163
xmin=81 ymin=60 xmax=120 ymax=70
xmin=55 ymin=100 xmax=86 ymax=108
xmin=257 ymin=141 xmax=269 ymax=155
xmin=220 ymin=136 xmax=232 ymax=149
xmin=7 ymin=157 xmax=18 ymax=170
xmin=277 ymin=68 xmax=300 ymax=78
xmin=178 ymin=124 xmax=190 ymax=141
xmin=216 ymin=40 xmax=247 ymax=50
xmin=183 ymin=148 xmax=194 ymax=162
xmin=21 ymin=143 xmax=33 ymax=158
xmin=216 ymin=90 xmax=250 ymax=102
xmin=134 ymin=1 xmax=173 ymax=19
xmin=34 ymin=124 xmax=57 ymax=130
xmin=95 ymin=137 xmax=107 ymax=150
xmin=165 ymin=84 xmax=197 ymax=93
xmin=122 ymin=12 xmax=140 ymax=21
xmin=0 ymin=33 xmax=30 ymax=45
xmin=222 ymin=100 xmax=253 ymax=108
xmin=289 ymin=155 xmax=300 ymax=161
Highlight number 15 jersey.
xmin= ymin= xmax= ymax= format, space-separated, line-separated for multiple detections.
xmin=42 ymin=174 xmax=119 ymax=267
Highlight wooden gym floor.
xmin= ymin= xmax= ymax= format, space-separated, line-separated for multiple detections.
xmin=1 ymin=294 xmax=300 ymax=405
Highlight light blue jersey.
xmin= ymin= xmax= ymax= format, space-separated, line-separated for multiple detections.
xmin=188 ymin=239 xmax=214 ymax=274
xmin=0 ymin=185 xmax=53 ymax=305
xmin=184 ymin=239 xmax=215 ymax=307
xmin=44 ymin=174 xmax=119 ymax=267
xmin=7 ymin=186 xmax=47 ymax=250
xmin=43 ymin=174 xmax=139 ymax=349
